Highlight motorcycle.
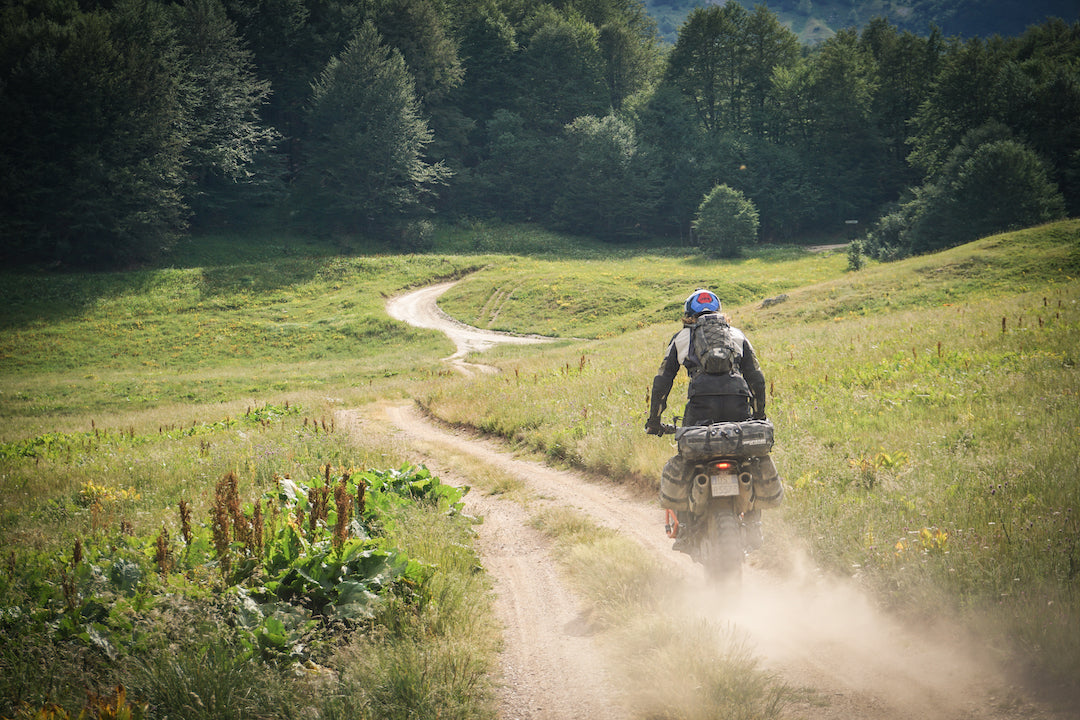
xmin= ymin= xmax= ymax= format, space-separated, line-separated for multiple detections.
xmin=654 ymin=419 xmax=783 ymax=583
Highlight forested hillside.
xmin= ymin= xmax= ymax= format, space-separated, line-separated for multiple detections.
xmin=1 ymin=0 xmax=1077 ymax=268
xmin=646 ymin=0 xmax=1080 ymax=44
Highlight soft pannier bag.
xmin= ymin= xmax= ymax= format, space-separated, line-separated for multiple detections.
xmin=674 ymin=419 xmax=774 ymax=460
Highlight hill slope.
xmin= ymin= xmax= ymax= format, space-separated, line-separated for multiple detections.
xmin=647 ymin=0 xmax=1079 ymax=44
xmin=419 ymin=220 xmax=1080 ymax=693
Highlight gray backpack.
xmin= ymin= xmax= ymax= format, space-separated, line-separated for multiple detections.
xmin=692 ymin=314 xmax=741 ymax=376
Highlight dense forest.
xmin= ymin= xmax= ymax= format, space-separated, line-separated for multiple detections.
xmin=1 ymin=0 xmax=1077 ymax=267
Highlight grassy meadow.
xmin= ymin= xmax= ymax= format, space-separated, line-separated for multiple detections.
xmin=419 ymin=220 xmax=1080 ymax=691
xmin=1 ymin=219 xmax=1077 ymax=716
xmin=0 ymin=245 xmax=507 ymax=718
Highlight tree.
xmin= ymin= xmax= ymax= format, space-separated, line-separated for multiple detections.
xmin=0 ymin=0 xmax=188 ymax=267
xmin=449 ymin=0 xmax=518 ymax=131
xmin=298 ymin=22 xmax=449 ymax=238
xmin=693 ymin=184 xmax=759 ymax=258
xmin=933 ymin=138 xmax=1065 ymax=249
xmin=1000 ymin=21 xmax=1080 ymax=215
xmin=734 ymin=138 xmax=823 ymax=241
xmin=633 ymin=81 xmax=712 ymax=236
xmin=223 ymin=0 xmax=362 ymax=178
xmin=171 ymin=0 xmax=277 ymax=223
xmin=552 ymin=114 xmax=658 ymax=239
xmin=666 ymin=3 xmax=750 ymax=137
xmin=799 ymin=29 xmax=884 ymax=219
xmin=867 ymin=128 xmax=1065 ymax=258
xmin=514 ymin=15 xmax=607 ymax=132
xmin=743 ymin=5 xmax=799 ymax=139
xmin=472 ymin=109 xmax=567 ymax=221
xmin=598 ymin=19 xmax=660 ymax=111
xmin=908 ymin=36 xmax=1007 ymax=178
xmin=369 ymin=0 xmax=462 ymax=105
xmin=860 ymin=19 xmax=940 ymax=191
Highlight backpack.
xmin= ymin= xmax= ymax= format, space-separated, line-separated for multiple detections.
xmin=691 ymin=314 xmax=741 ymax=376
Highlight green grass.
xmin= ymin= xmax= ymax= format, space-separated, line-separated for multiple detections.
xmin=2 ymin=218 xmax=1078 ymax=714
xmin=0 ymin=231 xmax=514 ymax=717
xmin=436 ymin=245 xmax=846 ymax=338
xmin=0 ymin=407 xmax=499 ymax=718
xmin=0 ymin=254 xmax=487 ymax=423
xmin=418 ymin=220 xmax=1080 ymax=689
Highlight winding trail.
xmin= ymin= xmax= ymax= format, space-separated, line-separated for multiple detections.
xmin=386 ymin=282 xmax=555 ymax=375
xmin=370 ymin=282 xmax=1068 ymax=720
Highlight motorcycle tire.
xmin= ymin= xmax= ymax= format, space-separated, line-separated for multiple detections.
xmin=699 ymin=510 xmax=743 ymax=585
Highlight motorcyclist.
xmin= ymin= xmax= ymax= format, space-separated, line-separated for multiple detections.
xmin=645 ymin=289 xmax=769 ymax=549
xmin=646 ymin=289 xmax=766 ymax=429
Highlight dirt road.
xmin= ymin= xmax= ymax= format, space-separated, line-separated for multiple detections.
xmin=386 ymin=282 xmax=555 ymax=375
xmin=374 ymin=283 xmax=1065 ymax=720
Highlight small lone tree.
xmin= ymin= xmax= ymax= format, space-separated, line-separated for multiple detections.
xmin=693 ymin=184 xmax=759 ymax=257
xmin=847 ymin=238 xmax=865 ymax=271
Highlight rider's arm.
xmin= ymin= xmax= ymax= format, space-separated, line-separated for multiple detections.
xmin=649 ymin=331 xmax=684 ymax=421
xmin=741 ymin=339 xmax=767 ymax=419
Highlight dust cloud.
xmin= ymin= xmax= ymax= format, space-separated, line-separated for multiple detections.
xmin=681 ymin=549 xmax=1056 ymax=720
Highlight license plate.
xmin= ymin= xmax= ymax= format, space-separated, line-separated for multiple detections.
xmin=710 ymin=472 xmax=740 ymax=497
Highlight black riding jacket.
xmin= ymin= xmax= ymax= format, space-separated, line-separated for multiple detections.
xmin=649 ymin=313 xmax=766 ymax=426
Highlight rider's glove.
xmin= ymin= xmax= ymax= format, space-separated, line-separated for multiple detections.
xmin=645 ymin=416 xmax=663 ymax=435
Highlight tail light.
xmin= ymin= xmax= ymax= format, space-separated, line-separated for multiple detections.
xmin=712 ymin=461 xmax=735 ymax=472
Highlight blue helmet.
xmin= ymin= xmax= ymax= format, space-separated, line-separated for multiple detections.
xmin=684 ymin=289 xmax=721 ymax=316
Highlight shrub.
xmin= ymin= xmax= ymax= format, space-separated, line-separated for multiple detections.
xmin=846 ymin=239 xmax=865 ymax=271
xmin=693 ymin=184 xmax=759 ymax=258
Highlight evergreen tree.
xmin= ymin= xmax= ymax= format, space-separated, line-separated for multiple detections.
xmin=1 ymin=0 xmax=187 ymax=267
xmin=171 ymin=0 xmax=278 ymax=224
xmin=223 ymin=0 xmax=362 ymax=178
xmin=298 ymin=22 xmax=450 ymax=239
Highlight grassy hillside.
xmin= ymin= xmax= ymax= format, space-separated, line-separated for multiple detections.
xmin=419 ymin=220 xmax=1080 ymax=690
xmin=1 ymin=219 xmax=1077 ymax=714
xmin=0 ymin=250 xmax=506 ymax=717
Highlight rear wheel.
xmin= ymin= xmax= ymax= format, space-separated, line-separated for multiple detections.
xmin=699 ymin=509 xmax=743 ymax=585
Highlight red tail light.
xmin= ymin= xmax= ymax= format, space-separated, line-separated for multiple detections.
xmin=713 ymin=461 xmax=734 ymax=471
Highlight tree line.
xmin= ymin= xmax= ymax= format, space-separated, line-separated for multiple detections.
xmin=1 ymin=0 xmax=1077 ymax=267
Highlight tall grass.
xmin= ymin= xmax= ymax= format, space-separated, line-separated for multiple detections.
xmin=419 ymin=221 xmax=1080 ymax=688
xmin=0 ymin=236 xmax=510 ymax=717
xmin=322 ymin=504 xmax=499 ymax=720
xmin=0 ymin=405 xmax=499 ymax=718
